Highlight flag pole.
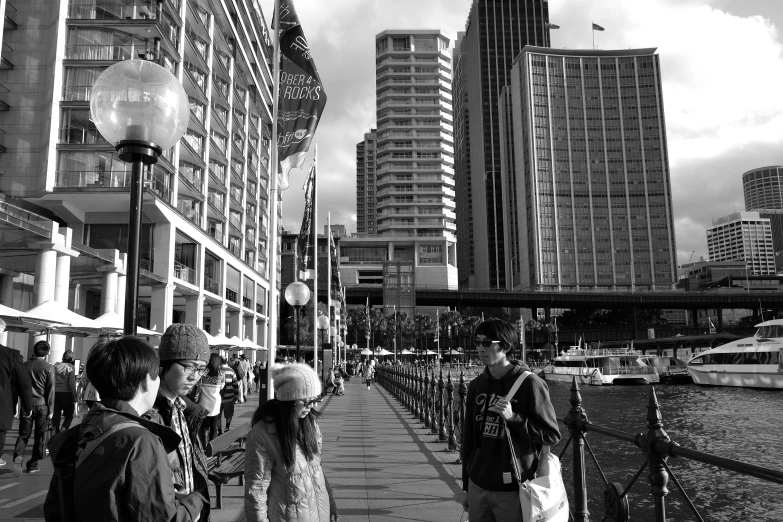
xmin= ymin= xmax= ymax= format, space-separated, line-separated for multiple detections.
xmin=592 ymin=21 xmax=595 ymax=50
xmin=327 ymin=211 xmax=332 ymax=368
xmin=264 ymin=0 xmax=282 ymax=404
xmin=312 ymin=144 xmax=318 ymax=374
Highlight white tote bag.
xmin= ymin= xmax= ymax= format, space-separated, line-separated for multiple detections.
xmin=504 ymin=372 xmax=569 ymax=522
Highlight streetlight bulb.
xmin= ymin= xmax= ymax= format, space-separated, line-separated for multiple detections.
xmin=90 ymin=59 xmax=189 ymax=152
xmin=317 ymin=314 xmax=329 ymax=330
xmin=284 ymin=281 xmax=311 ymax=307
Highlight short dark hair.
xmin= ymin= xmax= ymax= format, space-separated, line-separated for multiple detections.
xmin=475 ymin=318 xmax=518 ymax=353
xmin=33 ymin=341 xmax=51 ymax=357
xmin=86 ymin=337 xmax=159 ymax=401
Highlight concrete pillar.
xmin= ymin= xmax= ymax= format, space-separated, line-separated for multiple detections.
xmin=244 ymin=315 xmax=256 ymax=363
xmin=99 ymin=268 xmax=119 ymax=315
xmin=228 ymin=311 xmax=241 ymax=339
xmin=150 ymin=283 xmax=175 ymax=334
xmin=116 ymin=274 xmax=127 ymax=319
xmin=0 ymin=274 xmax=15 ymax=346
xmin=210 ymin=302 xmax=227 ymax=335
xmin=185 ymin=295 xmax=204 ymax=327
xmin=30 ymin=246 xmax=58 ymax=359
xmin=48 ymin=253 xmax=74 ymax=364
xmin=72 ymin=284 xmax=89 ymax=361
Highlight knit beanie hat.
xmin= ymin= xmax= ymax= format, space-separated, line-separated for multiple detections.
xmin=271 ymin=363 xmax=321 ymax=401
xmin=158 ymin=323 xmax=210 ymax=362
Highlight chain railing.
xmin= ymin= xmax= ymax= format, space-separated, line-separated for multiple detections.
xmin=375 ymin=366 xmax=783 ymax=522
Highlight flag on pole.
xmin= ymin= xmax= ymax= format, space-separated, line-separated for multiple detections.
xmin=365 ymin=296 xmax=370 ymax=336
xmin=547 ymin=23 xmax=560 ymax=29
xmin=329 ymin=229 xmax=342 ymax=302
xmin=275 ymin=0 xmax=327 ymax=190
xmin=592 ymin=22 xmax=605 ymax=31
xmin=708 ymin=317 xmax=717 ymax=334
xmin=297 ymin=162 xmax=315 ymax=280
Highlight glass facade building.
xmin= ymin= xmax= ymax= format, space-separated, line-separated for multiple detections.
xmin=743 ymin=166 xmax=783 ymax=211
xmin=455 ymin=0 xmax=551 ymax=289
xmin=505 ymin=47 xmax=677 ymax=290
xmin=356 ymin=129 xmax=377 ymax=234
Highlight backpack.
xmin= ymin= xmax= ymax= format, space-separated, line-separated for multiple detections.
xmin=232 ymin=360 xmax=245 ymax=380
xmin=47 ymin=422 xmax=138 ymax=521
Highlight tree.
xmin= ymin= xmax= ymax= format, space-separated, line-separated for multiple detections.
xmin=414 ymin=313 xmax=435 ymax=352
xmin=384 ymin=310 xmax=410 ymax=353
xmin=460 ymin=315 xmax=482 ymax=361
xmin=345 ymin=306 xmax=367 ymax=345
xmin=369 ymin=308 xmax=385 ymax=348
xmin=440 ymin=310 xmax=462 ymax=352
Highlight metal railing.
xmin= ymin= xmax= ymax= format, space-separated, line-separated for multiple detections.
xmin=374 ymin=367 xmax=783 ymax=522
xmin=67 ymin=2 xmax=157 ymax=20
xmin=173 ymin=260 xmax=196 ymax=285
xmin=176 ymin=200 xmax=201 ymax=225
xmin=66 ymin=43 xmax=141 ymax=61
xmin=55 ymin=170 xmax=130 ymax=188
xmin=204 ymin=274 xmax=220 ymax=295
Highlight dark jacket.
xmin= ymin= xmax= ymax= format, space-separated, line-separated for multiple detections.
xmin=0 ymin=343 xmax=32 ymax=430
xmin=26 ymin=357 xmax=55 ymax=410
xmin=143 ymin=393 xmax=211 ymax=517
xmin=461 ymin=361 xmax=560 ymax=492
xmin=44 ymin=400 xmax=205 ymax=521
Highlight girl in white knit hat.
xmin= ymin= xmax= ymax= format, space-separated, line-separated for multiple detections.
xmin=244 ymin=363 xmax=338 ymax=522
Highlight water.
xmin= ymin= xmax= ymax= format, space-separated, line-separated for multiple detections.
xmin=546 ymin=382 xmax=783 ymax=522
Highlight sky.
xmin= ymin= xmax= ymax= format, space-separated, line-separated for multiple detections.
xmin=259 ymin=0 xmax=783 ymax=267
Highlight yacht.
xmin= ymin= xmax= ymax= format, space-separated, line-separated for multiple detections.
xmin=639 ymin=354 xmax=692 ymax=384
xmin=542 ymin=346 xmax=659 ymax=385
xmin=686 ymin=319 xmax=783 ymax=389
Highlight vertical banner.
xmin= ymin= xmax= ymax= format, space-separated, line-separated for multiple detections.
xmin=276 ymin=0 xmax=327 ymax=189
xmin=297 ymin=163 xmax=316 ymax=280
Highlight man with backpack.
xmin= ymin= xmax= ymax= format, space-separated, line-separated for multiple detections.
xmin=44 ymin=337 xmax=205 ymax=521
xmin=230 ymin=354 xmax=246 ymax=403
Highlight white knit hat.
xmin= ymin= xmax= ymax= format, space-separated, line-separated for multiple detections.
xmin=271 ymin=363 xmax=322 ymax=401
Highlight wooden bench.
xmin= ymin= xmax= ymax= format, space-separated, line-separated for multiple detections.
xmin=206 ymin=423 xmax=251 ymax=509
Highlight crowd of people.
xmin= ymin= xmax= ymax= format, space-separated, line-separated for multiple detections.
xmin=0 ymin=316 xmax=560 ymax=522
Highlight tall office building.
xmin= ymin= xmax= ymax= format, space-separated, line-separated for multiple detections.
xmin=743 ymin=166 xmax=783 ymax=272
xmin=356 ymin=129 xmax=377 ymax=234
xmin=0 ymin=0 xmax=275 ymax=361
xmin=455 ymin=0 xmax=551 ymax=289
xmin=374 ymin=30 xmax=456 ymax=240
xmin=707 ymin=212 xmax=775 ymax=275
xmin=504 ymin=47 xmax=678 ymax=290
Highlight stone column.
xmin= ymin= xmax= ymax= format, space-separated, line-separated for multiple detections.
xmin=228 ymin=311 xmax=242 ymax=339
xmin=0 ymin=273 xmax=16 ymax=346
xmin=150 ymin=283 xmax=175 ymax=343
xmin=72 ymin=283 xmax=89 ymax=361
xmin=98 ymin=267 xmax=119 ymax=315
xmin=245 ymin=315 xmax=257 ymax=363
xmin=116 ymin=273 xmax=127 ymax=319
xmin=49 ymin=252 xmax=74 ymax=363
xmin=30 ymin=244 xmax=58 ymax=360
xmin=210 ymin=302 xmax=227 ymax=336
xmin=185 ymin=295 xmax=204 ymax=327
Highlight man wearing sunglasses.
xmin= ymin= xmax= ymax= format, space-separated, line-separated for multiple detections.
xmin=460 ymin=318 xmax=560 ymax=522
xmin=143 ymin=324 xmax=211 ymax=521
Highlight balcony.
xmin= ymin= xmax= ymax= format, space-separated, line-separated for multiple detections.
xmin=242 ymin=295 xmax=252 ymax=309
xmin=68 ymin=2 xmax=157 ymax=21
xmin=229 ymin=213 xmax=242 ymax=233
xmin=204 ymin=274 xmax=220 ymax=295
xmin=177 ymin=199 xmax=201 ymax=225
xmin=174 ymin=261 xmax=197 ymax=285
xmin=225 ymin=286 xmax=238 ymax=303
xmin=179 ymin=164 xmax=202 ymax=189
xmin=66 ymin=43 xmax=140 ymax=62
xmin=207 ymin=192 xmax=224 ymax=213
xmin=59 ymin=126 xmax=110 ymax=145
xmin=256 ymin=303 xmax=264 ymax=314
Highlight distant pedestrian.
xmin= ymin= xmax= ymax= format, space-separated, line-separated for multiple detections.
xmin=231 ymin=355 xmax=246 ymax=403
xmin=253 ymin=363 xmax=262 ymax=392
xmin=244 ymin=363 xmax=338 ymax=522
xmin=219 ymin=357 xmax=237 ymax=434
xmin=196 ymin=352 xmax=225 ymax=445
xmin=460 ymin=318 xmax=560 ymax=521
xmin=13 ymin=340 xmax=55 ymax=475
xmin=43 ymin=336 xmax=206 ymax=521
xmin=363 ymin=362 xmax=374 ymax=390
xmin=240 ymin=355 xmax=252 ymax=396
xmin=0 ymin=318 xmax=32 ymax=469
xmin=52 ymin=350 xmax=77 ymax=433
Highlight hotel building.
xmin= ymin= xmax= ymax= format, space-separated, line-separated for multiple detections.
xmin=0 ymin=0 xmax=276 ymax=362
xmin=706 ymin=211 xmax=775 ymax=276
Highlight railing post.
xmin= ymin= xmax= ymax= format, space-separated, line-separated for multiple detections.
xmin=447 ymin=370 xmax=456 ymax=450
xmin=417 ymin=367 xmax=424 ymax=421
xmin=636 ymin=388 xmax=670 ymax=522
xmin=430 ymin=368 xmax=439 ymax=435
xmin=438 ymin=367 xmax=446 ymax=441
xmin=564 ymin=376 xmax=590 ymax=522
xmin=423 ymin=367 xmax=430 ymax=426
xmin=456 ymin=369 xmax=467 ymax=462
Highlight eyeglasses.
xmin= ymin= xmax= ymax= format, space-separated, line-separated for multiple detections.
xmin=474 ymin=339 xmax=501 ymax=348
xmin=299 ymin=397 xmax=320 ymax=407
xmin=176 ymin=362 xmax=209 ymax=377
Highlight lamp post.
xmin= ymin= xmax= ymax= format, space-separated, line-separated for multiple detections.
xmin=317 ymin=314 xmax=329 ymax=373
xmin=285 ymin=282 xmax=311 ymax=363
xmin=90 ymin=59 xmax=189 ymax=335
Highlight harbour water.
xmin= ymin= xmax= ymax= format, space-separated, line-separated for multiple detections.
xmin=546 ymin=382 xmax=783 ymax=522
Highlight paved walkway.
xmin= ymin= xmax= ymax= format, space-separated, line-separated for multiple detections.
xmin=1 ymin=379 xmax=467 ymax=522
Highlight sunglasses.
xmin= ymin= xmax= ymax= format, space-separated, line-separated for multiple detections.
xmin=474 ymin=339 xmax=501 ymax=348
xmin=300 ymin=397 xmax=320 ymax=407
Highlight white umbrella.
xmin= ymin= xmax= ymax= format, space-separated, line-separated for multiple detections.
xmin=376 ymin=348 xmax=393 ymax=356
xmin=360 ymin=348 xmax=373 ymax=355
xmin=23 ymin=300 xmax=102 ymax=335
xmin=421 ymin=349 xmax=438 ymax=355
xmin=400 ymin=349 xmax=413 ymax=355
xmin=92 ymin=311 xmax=162 ymax=337
xmin=240 ymin=337 xmax=266 ymax=351
xmin=0 ymin=303 xmax=29 ymax=321
xmin=208 ymin=331 xmax=234 ymax=347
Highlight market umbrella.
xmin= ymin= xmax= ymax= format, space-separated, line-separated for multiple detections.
xmin=376 ymin=348 xmax=393 ymax=356
xmin=240 ymin=337 xmax=266 ymax=351
xmin=92 ymin=311 xmax=162 ymax=337
xmin=400 ymin=349 xmax=413 ymax=355
xmin=0 ymin=303 xmax=29 ymax=321
xmin=208 ymin=331 xmax=234 ymax=347
xmin=23 ymin=300 xmax=102 ymax=336
xmin=360 ymin=348 xmax=373 ymax=355
xmin=449 ymin=349 xmax=463 ymax=355
xmin=421 ymin=349 xmax=438 ymax=355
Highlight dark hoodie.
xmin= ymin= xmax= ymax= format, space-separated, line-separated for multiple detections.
xmin=44 ymin=400 xmax=204 ymax=522
xmin=461 ymin=361 xmax=561 ymax=493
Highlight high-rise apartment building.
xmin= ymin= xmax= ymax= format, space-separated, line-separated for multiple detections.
xmin=707 ymin=212 xmax=775 ymax=275
xmin=743 ymin=166 xmax=783 ymax=211
xmin=0 ymin=0 xmax=275 ymax=361
xmin=356 ymin=129 xmax=377 ymax=234
xmin=504 ymin=47 xmax=678 ymax=290
xmin=455 ymin=0 xmax=551 ymax=289
xmin=374 ymin=30 xmax=456 ymax=240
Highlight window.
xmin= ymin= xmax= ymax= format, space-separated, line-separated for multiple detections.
xmin=419 ymin=245 xmax=442 ymax=264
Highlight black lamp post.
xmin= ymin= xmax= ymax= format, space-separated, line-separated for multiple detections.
xmin=90 ymin=59 xmax=189 ymax=335
xmin=285 ymin=282 xmax=311 ymax=362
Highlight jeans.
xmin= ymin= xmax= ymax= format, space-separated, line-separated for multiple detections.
xmin=52 ymin=391 xmax=75 ymax=432
xmin=467 ymin=478 xmax=523 ymax=522
xmin=14 ymin=405 xmax=48 ymax=469
xmin=200 ymin=414 xmax=220 ymax=446
xmin=0 ymin=429 xmax=7 ymax=460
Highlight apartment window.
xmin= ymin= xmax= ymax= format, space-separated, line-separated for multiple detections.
xmin=419 ymin=244 xmax=442 ymax=264
xmin=226 ymin=265 xmax=240 ymax=303
xmin=392 ymin=37 xmax=409 ymax=51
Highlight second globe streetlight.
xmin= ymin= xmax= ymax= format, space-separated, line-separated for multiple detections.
xmin=285 ymin=281 xmax=311 ymax=363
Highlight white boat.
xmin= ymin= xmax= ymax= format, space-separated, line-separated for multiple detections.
xmin=639 ymin=354 xmax=693 ymax=384
xmin=686 ymin=319 xmax=783 ymax=389
xmin=542 ymin=346 xmax=660 ymax=386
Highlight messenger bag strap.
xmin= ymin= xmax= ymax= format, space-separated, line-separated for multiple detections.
xmin=75 ymin=422 xmax=139 ymax=469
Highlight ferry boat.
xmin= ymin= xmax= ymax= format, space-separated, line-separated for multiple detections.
xmin=686 ymin=319 xmax=783 ymax=389
xmin=542 ymin=346 xmax=659 ymax=385
xmin=639 ymin=354 xmax=692 ymax=384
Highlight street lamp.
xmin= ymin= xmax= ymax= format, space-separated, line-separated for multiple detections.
xmin=317 ymin=314 xmax=329 ymax=370
xmin=90 ymin=59 xmax=189 ymax=335
xmin=285 ymin=282 xmax=311 ymax=362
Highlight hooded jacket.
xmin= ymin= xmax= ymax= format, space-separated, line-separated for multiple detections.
xmin=143 ymin=393 xmax=211 ymax=516
xmin=44 ymin=400 xmax=204 ymax=522
xmin=461 ymin=361 xmax=561 ymax=493
xmin=244 ymin=418 xmax=330 ymax=522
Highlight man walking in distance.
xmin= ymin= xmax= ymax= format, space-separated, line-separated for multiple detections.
xmin=52 ymin=350 xmax=78 ymax=433
xmin=13 ymin=340 xmax=56 ymax=475
xmin=460 ymin=318 xmax=560 ymax=522
xmin=143 ymin=324 xmax=211 ymax=520
xmin=0 ymin=318 xmax=32 ymax=470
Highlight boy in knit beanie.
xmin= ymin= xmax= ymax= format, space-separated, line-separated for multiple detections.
xmin=142 ymin=324 xmax=211 ymax=520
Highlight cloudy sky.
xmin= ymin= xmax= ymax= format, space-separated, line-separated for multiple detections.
xmin=259 ymin=0 xmax=783 ymax=267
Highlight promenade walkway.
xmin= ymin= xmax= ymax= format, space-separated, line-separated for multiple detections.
xmin=0 ymin=378 xmax=467 ymax=522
